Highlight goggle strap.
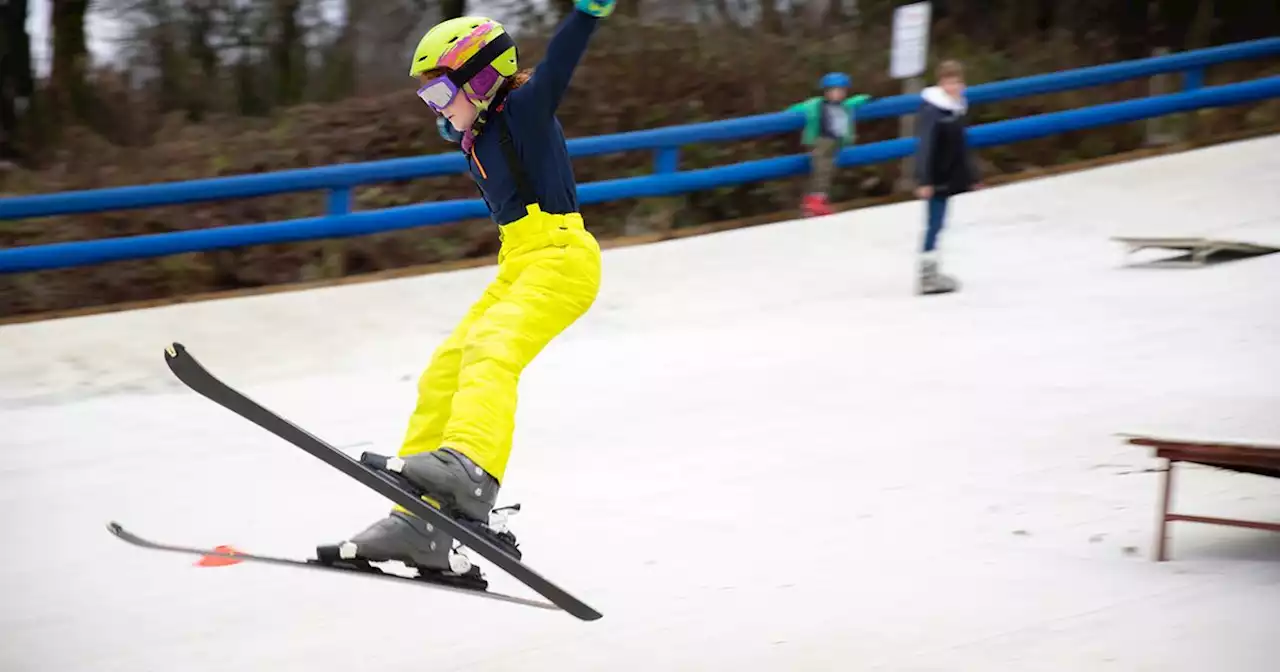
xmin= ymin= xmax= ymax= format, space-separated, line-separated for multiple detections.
xmin=448 ymin=32 xmax=517 ymax=87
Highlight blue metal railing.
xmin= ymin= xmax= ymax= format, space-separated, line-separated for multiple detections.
xmin=1 ymin=37 xmax=1278 ymax=274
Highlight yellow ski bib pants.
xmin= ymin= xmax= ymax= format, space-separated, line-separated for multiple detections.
xmin=396 ymin=204 xmax=601 ymax=483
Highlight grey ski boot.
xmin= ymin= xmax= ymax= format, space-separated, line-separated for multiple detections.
xmin=383 ymin=447 xmax=500 ymax=522
xmin=316 ymin=448 xmax=500 ymax=579
xmin=324 ymin=508 xmax=464 ymax=572
xmin=917 ymin=252 xmax=960 ymax=295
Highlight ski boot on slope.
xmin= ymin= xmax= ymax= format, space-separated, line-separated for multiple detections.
xmin=315 ymin=448 xmax=519 ymax=588
xmin=917 ymin=252 xmax=960 ymax=295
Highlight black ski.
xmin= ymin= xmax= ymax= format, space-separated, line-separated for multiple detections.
xmin=154 ymin=342 xmax=602 ymax=622
xmin=107 ymin=521 xmax=559 ymax=611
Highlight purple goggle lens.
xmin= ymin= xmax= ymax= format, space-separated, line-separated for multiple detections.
xmin=418 ymin=76 xmax=460 ymax=113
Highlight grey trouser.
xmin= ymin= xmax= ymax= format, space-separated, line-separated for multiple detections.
xmin=808 ymin=137 xmax=838 ymax=195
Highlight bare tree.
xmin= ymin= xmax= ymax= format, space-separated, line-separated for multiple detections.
xmin=50 ymin=0 xmax=93 ymax=124
xmin=271 ymin=0 xmax=304 ymax=105
xmin=0 ymin=0 xmax=34 ymax=159
xmin=185 ymin=0 xmax=219 ymax=119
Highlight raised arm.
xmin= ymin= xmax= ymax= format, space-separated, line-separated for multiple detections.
xmin=516 ymin=2 xmax=614 ymax=117
xmin=843 ymin=94 xmax=872 ymax=110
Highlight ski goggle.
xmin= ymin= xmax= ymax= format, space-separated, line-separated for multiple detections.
xmin=417 ymin=67 xmax=506 ymax=113
xmin=417 ymin=74 xmax=462 ymax=114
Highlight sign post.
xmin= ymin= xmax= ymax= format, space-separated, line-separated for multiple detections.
xmin=890 ymin=2 xmax=932 ymax=192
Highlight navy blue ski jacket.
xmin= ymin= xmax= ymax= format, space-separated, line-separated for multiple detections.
xmin=440 ymin=10 xmax=599 ymax=225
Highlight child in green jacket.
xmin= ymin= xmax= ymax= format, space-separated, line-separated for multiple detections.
xmin=787 ymin=72 xmax=872 ymax=217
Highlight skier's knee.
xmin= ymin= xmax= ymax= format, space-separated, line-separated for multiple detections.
xmin=461 ymin=338 xmax=524 ymax=378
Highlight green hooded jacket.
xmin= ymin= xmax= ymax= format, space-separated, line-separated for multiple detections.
xmin=787 ymin=94 xmax=873 ymax=146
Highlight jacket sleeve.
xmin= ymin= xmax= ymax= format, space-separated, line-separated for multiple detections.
xmin=511 ymin=9 xmax=599 ymax=121
xmin=788 ymin=97 xmax=822 ymax=112
xmin=843 ymin=94 xmax=872 ymax=110
xmin=913 ymin=103 xmax=938 ymax=186
xmin=790 ymin=98 xmax=821 ymax=137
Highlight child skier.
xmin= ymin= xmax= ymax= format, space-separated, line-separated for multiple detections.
xmin=787 ymin=72 xmax=872 ymax=217
xmin=318 ymin=1 xmax=615 ymax=576
xmin=912 ymin=59 xmax=981 ymax=295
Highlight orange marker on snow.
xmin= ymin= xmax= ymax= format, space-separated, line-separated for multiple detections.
xmin=195 ymin=544 xmax=244 ymax=567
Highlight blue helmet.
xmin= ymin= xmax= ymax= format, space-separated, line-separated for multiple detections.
xmin=820 ymin=72 xmax=851 ymax=90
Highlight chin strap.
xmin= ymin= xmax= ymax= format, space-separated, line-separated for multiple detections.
xmin=470 ymin=82 xmax=512 ymax=138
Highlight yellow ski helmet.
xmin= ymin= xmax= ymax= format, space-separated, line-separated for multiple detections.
xmin=409 ymin=17 xmax=518 ymax=103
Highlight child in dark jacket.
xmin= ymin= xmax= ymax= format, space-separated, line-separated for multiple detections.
xmin=913 ymin=59 xmax=981 ymax=295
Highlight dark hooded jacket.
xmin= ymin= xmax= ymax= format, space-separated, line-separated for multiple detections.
xmin=914 ymin=85 xmax=979 ymax=196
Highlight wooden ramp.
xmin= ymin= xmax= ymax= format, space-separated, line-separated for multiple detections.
xmin=1112 ymin=236 xmax=1280 ymax=267
xmin=1121 ymin=433 xmax=1280 ymax=561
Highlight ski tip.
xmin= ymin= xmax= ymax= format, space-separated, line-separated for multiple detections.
xmin=196 ymin=544 xmax=246 ymax=567
xmin=576 ymin=607 xmax=605 ymax=622
xmin=164 ymin=342 xmax=186 ymax=360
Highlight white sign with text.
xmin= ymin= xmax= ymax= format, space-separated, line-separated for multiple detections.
xmin=890 ymin=2 xmax=932 ymax=79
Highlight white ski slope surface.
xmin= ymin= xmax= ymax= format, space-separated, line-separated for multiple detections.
xmin=3 ymin=136 xmax=1280 ymax=671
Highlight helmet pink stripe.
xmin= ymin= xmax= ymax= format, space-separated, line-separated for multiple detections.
xmin=439 ymin=22 xmax=498 ymax=70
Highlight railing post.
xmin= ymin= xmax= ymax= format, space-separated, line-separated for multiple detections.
xmin=1145 ymin=47 xmax=1174 ymax=146
xmin=654 ymin=146 xmax=680 ymax=174
xmin=634 ymin=146 xmax=682 ymax=238
xmin=1181 ymin=67 xmax=1206 ymax=141
xmin=895 ymin=76 xmax=925 ymax=193
xmin=1182 ymin=67 xmax=1205 ymax=92
xmin=328 ymin=187 xmax=352 ymax=215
